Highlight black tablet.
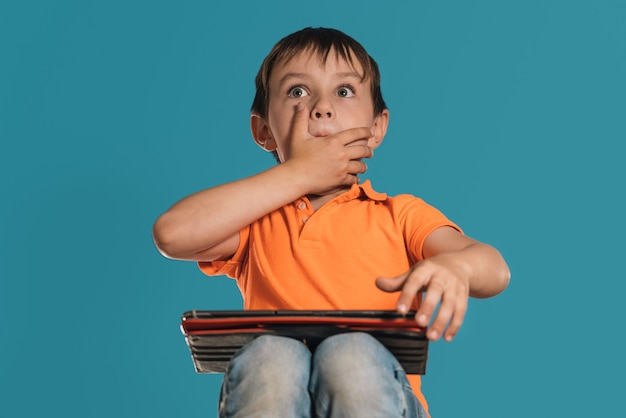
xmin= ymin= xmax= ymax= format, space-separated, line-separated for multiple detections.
xmin=181 ymin=310 xmax=429 ymax=374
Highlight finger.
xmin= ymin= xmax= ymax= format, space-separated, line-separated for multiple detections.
xmin=376 ymin=273 xmax=414 ymax=315
xmin=335 ymin=173 xmax=360 ymax=188
xmin=346 ymin=160 xmax=368 ymax=176
xmin=413 ymin=279 xmax=444 ymax=328
xmin=344 ymin=144 xmax=374 ymax=161
xmin=442 ymin=296 xmax=467 ymax=342
xmin=290 ymin=102 xmax=310 ymax=139
xmin=396 ymin=265 xmax=429 ymax=317
xmin=333 ymin=126 xmax=374 ymax=145
xmin=425 ymin=289 xmax=456 ymax=341
xmin=333 ymin=165 xmax=365 ymax=188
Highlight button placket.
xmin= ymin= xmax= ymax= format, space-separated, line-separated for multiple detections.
xmin=296 ymin=200 xmax=311 ymax=226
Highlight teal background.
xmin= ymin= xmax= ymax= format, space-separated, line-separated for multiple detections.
xmin=1 ymin=1 xmax=624 ymax=416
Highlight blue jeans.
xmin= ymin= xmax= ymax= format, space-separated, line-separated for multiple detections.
xmin=218 ymin=332 xmax=427 ymax=418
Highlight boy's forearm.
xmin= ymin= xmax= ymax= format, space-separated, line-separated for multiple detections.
xmin=153 ymin=163 xmax=308 ymax=259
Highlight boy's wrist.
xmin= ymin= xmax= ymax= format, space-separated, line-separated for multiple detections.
xmin=276 ymin=160 xmax=316 ymax=197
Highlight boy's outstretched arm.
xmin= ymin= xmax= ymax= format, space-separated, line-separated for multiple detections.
xmin=153 ymin=103 xmax=374 ymax=262
xmin=376 ymin=226 xmax=510 ymax=342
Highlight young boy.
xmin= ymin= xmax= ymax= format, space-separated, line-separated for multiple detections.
xmin=153 ymin=27 xmax=510 ymax=418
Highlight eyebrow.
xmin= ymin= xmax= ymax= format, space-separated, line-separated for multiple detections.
xmin=278 ymin=71 xmax=363 ymax=86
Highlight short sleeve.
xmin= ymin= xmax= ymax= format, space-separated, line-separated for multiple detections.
xmin=197 ymin=226 xmax=250 ymax=279
xmin=395 ymin=195 xmax=462 ymax=263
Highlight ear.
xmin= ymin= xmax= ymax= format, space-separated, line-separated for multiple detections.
xmin=369 ymin=109 xmax=389 ymax=150
xmin=250 ymin=113 xmax=277 ymax=151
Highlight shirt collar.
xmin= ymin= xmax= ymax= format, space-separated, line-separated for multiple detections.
xmin=345 ymin=179 xmax=387 ymax=202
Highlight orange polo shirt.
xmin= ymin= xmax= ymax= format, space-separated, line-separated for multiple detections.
xmin=199 ymin=180 xmax=460 ymax=413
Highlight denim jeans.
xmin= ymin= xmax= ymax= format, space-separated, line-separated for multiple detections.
xmin=218 ymin=332 xmax=427 ymax=418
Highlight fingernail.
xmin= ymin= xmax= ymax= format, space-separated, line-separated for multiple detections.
xmin=428 ymin=330 xmax=439 ymax=340
xmin=397 ymin=304 xmax=408 ymax=315
xmin=370 ymin=127 xmax=375 ymax=136
xmin=418 ymin=314 xmax=428 ymax=325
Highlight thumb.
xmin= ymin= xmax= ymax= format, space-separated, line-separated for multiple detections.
xmin=375 ymin=275 xmax=407 ymax=292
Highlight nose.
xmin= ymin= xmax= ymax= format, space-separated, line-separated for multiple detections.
xmin=310 ymin=96 xmax=334 ymax=119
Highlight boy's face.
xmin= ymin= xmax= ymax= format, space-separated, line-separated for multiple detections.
xmin=253 ymin=48 xmax=388 ymax=162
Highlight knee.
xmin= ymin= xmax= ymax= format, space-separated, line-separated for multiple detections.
xmin=313 ymin=332 xmax=384 ymax=370
xmin=220 ymin=336 xmax=312 ymax=416
xmin=241 ymin=335 xmax=310 ymax=361
xmin=310 ymin=333 xmax=408 ymax=415
xmin=311 ymin=332 xmax=392 ymax=386
xmin=227 ymin=335 xmax=311 ymax=385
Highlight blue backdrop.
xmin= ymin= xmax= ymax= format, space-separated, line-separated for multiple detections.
xmin=1 ymin=1 xmax=624 ymax=416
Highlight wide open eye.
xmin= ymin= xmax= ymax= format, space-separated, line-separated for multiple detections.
xmin=288 ymin=86 xmax=308 ymax=98
xmin=336 ymin=85 xmax=355 ymax=98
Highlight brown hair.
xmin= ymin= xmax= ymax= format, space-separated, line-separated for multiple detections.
xmin=251 ymin=27 xmax=387 ymax=119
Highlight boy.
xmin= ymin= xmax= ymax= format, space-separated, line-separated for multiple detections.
xmin=153 ymin=27 xmax=509 ymax=418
